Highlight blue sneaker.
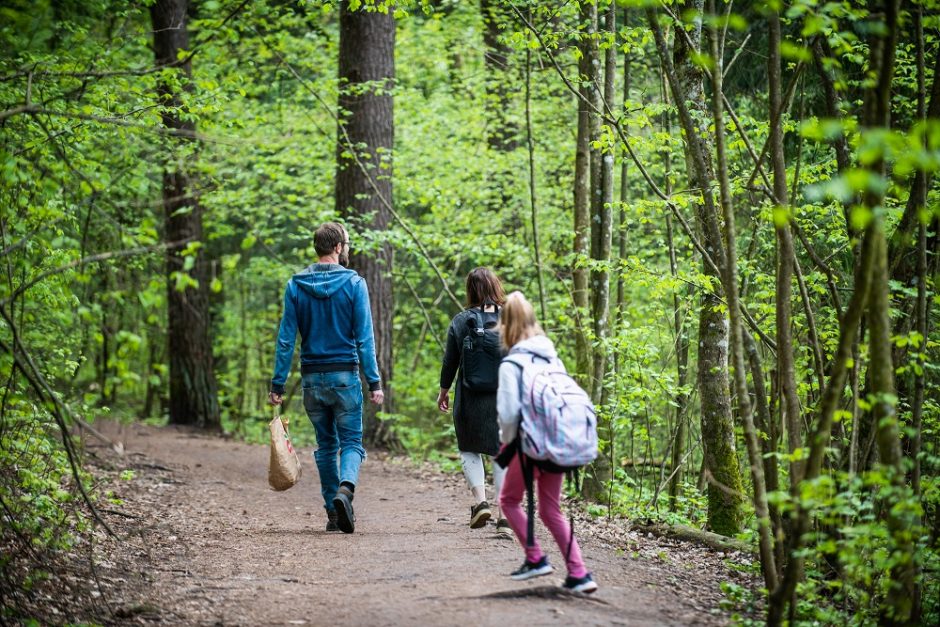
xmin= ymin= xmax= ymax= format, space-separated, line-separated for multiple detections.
xmin=562 ymin=573 xmax=598 ymax=594
xmin=510 ymin=555 xmax=553 ymax=580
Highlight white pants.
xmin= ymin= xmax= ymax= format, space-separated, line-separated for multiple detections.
xmin=460 ymin=451 xmax=506 ymax=500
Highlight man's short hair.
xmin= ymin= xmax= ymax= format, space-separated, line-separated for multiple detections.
xmin=314 ymin=222 xmax=347 ymax=256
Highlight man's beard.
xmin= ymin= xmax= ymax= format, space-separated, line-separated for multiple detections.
xmin=339 ymin=250 xmax=350 ymax=267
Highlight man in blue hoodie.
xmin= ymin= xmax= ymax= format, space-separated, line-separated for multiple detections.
xmin=268 ymin=222 xmax=384 ymax=534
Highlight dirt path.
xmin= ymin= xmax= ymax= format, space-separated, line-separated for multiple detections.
xmin=74 ymin=422 xmax=756 ymax=626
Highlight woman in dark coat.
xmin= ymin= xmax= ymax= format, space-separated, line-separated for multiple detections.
xmin=437 ymin=267 xmax=509 ymax=534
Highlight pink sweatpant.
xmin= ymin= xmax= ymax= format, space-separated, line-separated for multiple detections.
xmin=498 ymin=452 xmax=587 ymax=578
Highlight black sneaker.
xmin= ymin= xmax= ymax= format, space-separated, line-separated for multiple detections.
xmin=469 ymin=501 xmax=492 ymax=529
xmin=332 ymin=486 xmax=355 ymax=534
xmin=510 ymin=555 xmax=553 ymax=581
xmin=495 ymin=518 xmax=512 ymax=537
xmin=326 ymin=509 xmax=339 ymax=532
xmin=562 ymin=573 xmax=598 ymax=594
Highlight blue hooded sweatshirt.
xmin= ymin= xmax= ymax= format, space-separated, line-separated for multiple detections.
xmin=270 ymin=263 xmax=381 ymax=394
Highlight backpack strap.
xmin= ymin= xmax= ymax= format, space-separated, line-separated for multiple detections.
xmin=564 ymin=468 xmax=581 ymax=563
xmin=471 ymin=301 xmax=500 ymax=333
xmin=470 ymin=308 xmax=485 ymax=337
xmin=520 ymin=446 xmax=536 ymax=549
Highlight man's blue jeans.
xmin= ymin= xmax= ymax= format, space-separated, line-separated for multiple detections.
xmin=301 ymin=370 xmax=366 ymax=511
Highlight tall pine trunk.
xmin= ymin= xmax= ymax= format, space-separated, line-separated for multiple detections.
xmin=336 ymin=0 xmax=395 ymax=447
xmin=150 ymin=0 xmax=220 ymax=430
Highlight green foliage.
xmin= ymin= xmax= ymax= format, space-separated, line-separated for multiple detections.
xmin=1 ymin=1 xmax=939 ymax=623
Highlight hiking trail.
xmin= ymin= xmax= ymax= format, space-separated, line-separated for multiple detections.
xmin=71 ymin=421 xmax=759 ymax=625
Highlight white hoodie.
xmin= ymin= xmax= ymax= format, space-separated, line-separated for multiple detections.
xmin=497 ymin=334 xmax=560 ymax=444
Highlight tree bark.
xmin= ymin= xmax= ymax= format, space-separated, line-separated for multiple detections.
xmin=649 ymin=2 xmax=743 ymax=536
xmin=583 ymin=0 xmax=616 ymax=502
xmin=481 ymin=0 xmax=519 ymax=220
xmin=769 ymin=11 xmax=803 ymax=486
xmin=863 ymin=6 xmax=917 ymax=622
xmin=573 ymin=0 xmax=598 ymax=387
xmin=336 ymin=0 xmax=395 ymax=447
xmin=616 ymin=38 xmax=631 ymax=337
xmin=523 ymin=5 xmax=546 ymax=322
xmin=638 ymin=522 xmax=754 ymax=554
xmin=150 ymin=0 xmax=221 ymax=430
xmin=660 ymin=65 xmax=690 ymax=510
xmin=709 ymin=2 xmax=777 ymax=590
xmin=481 ymin=0 xmax=517 ymax=153
xmin=910 ymin=18 xmax=927 ymax=621
xmin=768 ymin=3 xmax=917 ymax=622
xmin=590 ymin=0 xmax=615 ymax=404
xmin=888 ymin=42 xmax=940 ymax=284
xmin=767 ymin=215 xmax=877 ymax=626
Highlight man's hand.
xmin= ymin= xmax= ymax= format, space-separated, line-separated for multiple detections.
xmin=268 ymin=392 xmax=283 ymax=406
xmin=437 ymin=388 xmax=450 ymax=413
xmin=370 ymin=389 xmax=385 ymax=405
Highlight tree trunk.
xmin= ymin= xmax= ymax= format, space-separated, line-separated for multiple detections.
xmin=150 ymin=0 xmax=221 ymax=430
xmin=336 ymin=0 xmax=396 ymax=447
xmin=708 ymin=2 xmax=777 ymax=590
xmin=888 ymin=43 xmax=940 ymax=284
xmin=583 ymin=0 xmax=616 ymax=502
xmin=481 ymin=0 xmax=517 ymax=153
xmin=649 ymin=1 xmax=744 ymax=536
xmin=590 ymin=0 xmax=615 ymax=404
xmin=767 ymin=217 xmax=877 ymax=626
xmin=769 ymin=11 xmax=803 ymax=486
xmin=768 ymin=3 xmax=918 ymax=622
xmin=862 ymin=5 xmax=917 ymax=622
xmin=523 ymin=4 xmax=546 ymax=322
xmin=616 ymin=38 xmax=631 ymax=336
xmin=573 ymin=0 xmax=598 ymax=388
xmin=481 ymin=0 xmax=519 ymax=222
xmin=659 ymin=63 xmax=691 ymax=510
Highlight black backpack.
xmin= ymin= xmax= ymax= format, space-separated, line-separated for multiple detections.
xmin=460 ymin=305 xmax=501 ymax=392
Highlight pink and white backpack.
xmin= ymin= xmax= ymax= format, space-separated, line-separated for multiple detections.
xmin=503 ymin=352 xmax=598 ymax=471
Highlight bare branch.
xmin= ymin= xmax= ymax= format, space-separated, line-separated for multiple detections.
xmin=1 ymin=240 xmax=192 ymax=307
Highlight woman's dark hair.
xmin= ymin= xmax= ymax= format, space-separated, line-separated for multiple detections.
xmin=465 ymin=267 xmax=505 ymax=307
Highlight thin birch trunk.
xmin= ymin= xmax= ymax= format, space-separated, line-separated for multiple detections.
xmin=707 ymin=1 xmax=777 ymax=591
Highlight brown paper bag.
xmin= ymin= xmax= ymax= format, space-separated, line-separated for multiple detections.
xmin=268 ymin=414 xmax=302 ymax=491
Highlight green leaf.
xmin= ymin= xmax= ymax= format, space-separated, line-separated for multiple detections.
xmin=780 ymin=40 xmax=812 ymax=62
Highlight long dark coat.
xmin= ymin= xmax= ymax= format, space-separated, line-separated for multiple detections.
xmin=439 ymin=308 xmax=501 ymax=456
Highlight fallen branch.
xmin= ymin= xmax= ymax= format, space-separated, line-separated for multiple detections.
xmin=636 ymin=522 xmax=754 ymax=554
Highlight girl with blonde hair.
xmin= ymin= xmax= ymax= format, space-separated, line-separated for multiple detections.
xmin=495 ymin=291 xmax=597 ymax=593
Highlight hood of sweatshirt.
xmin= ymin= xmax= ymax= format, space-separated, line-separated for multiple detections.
xmin=508 ymin=334 xmax=558 ymax=360
xmin=291 ymin=263 xmax=358 ymax=299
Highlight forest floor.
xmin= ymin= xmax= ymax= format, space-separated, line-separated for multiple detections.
xmin=26 ymin=421 xmax=762 ymax=626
